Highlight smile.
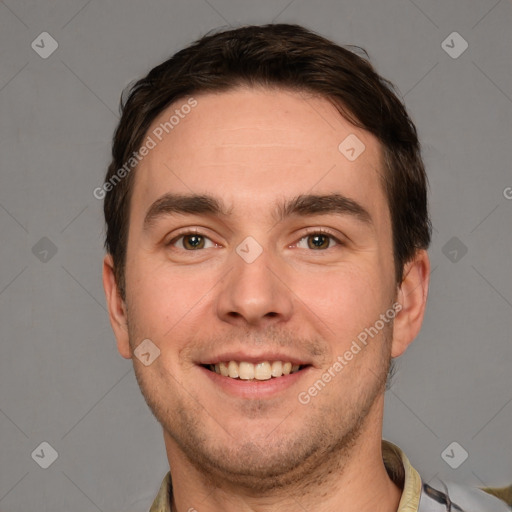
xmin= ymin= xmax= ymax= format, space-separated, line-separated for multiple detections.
xmin=203 ymin=360 xmax=307 ymax=380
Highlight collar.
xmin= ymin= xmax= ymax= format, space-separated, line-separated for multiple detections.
xmin=382 ymin=439 xmax=422 ymax=511
xmin=149 ymin=439 xmax=422 ymax=512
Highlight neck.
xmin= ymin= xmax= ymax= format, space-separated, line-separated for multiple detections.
xmin=164 ymin=398 xmax=403 ymax=512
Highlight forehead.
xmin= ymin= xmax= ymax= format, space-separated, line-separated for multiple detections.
xmin=130 ymin=87 xmax=388 ymax=225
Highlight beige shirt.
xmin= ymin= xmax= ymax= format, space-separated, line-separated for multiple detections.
xmin=149 ymin=440 xmax=511 ymax=511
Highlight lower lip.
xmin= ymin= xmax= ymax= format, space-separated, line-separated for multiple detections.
xmin=199 ymin=365 xmax=312 ymax=399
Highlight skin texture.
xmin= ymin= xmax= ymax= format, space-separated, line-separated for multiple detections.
xmin=103 ymin=87 xmax=430 ymax=512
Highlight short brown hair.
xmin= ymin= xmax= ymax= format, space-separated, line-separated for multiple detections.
xmin=103 ymin=23 xmax=431 ymax=299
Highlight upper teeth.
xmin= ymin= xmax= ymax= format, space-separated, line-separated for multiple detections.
xmin=210 ymin=361 xmax=301 ymax=380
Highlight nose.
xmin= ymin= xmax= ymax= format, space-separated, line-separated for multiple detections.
xmin=215 ymin=241 xmax=294 ymax=328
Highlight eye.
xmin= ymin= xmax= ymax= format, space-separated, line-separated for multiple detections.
xmin=167 ymin=231 xmax=217 ymax=250
xmin=295 ymin=230 xmax=342 ymax=250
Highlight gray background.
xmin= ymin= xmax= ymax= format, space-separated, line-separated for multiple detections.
xmin=1 ymin=0 xmax=511 ymax=511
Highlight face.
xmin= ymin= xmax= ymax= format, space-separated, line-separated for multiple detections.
xmin=104 ymin=87 xmax=426 ymax=491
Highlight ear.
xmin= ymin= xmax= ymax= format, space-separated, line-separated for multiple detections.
xmin=391 ymin=249 xmax=430 ymax=358
xmin=102 ymin=254 xmax=132 ymax=359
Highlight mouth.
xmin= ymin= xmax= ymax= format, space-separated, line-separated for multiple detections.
xmin=201 ymin=360 xmax=310 ymax=381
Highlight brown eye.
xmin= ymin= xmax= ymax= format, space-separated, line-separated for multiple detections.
xmin=182 ymin=234 xmax=205 ymax=250
xmin=307 ymin=234 xmax=331 ymax=249
xmin=168 ymin=232 xmax=216 ymax=250
xmin=296 ymin=231 xmax=341 ymax=250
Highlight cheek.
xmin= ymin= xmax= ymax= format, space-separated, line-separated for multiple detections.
xmin=127 ymin=257 xmax=218 ymax=340
xmin=298 ymin=266 xmax=391 ymax=342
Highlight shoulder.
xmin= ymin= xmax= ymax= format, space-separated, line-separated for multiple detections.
xmin=419 ymin=479 xmax=511 ymax=511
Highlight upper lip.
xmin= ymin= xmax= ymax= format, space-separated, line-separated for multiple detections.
xmin=198 ymin=351 xmax=312 ymax=366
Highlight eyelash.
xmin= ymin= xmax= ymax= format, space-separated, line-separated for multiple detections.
xmin=166 ymin=228 xmax=343 ymax=250
xmin=167 ymin=229 xmax=217 ymax=250
xmin=298 ymin=228 xmax=343 ymax=249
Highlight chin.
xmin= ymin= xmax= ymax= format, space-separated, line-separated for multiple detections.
xmin=198 ymin=444 xmax=315 ymax=491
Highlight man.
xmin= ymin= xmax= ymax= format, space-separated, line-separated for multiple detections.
xmin=101 ymin=24 xmax=511 ymax=512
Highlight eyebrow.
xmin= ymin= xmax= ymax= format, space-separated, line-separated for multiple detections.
xmin=143 ymin=192 xmax=372 ymax=230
